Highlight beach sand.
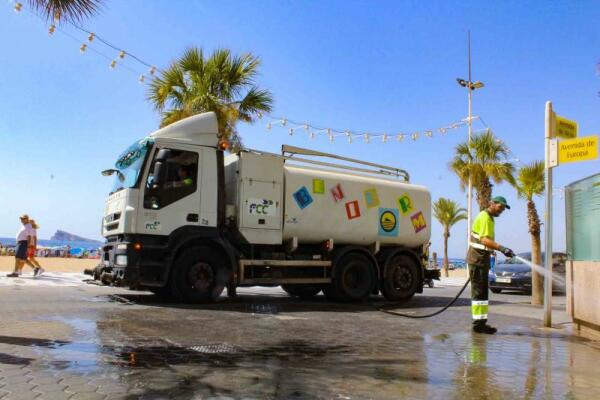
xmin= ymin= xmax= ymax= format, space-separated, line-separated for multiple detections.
xmin=0 ymin=255 xmax=469 ymax=277
xmin=0 ymin=255 xmax=98 ymax=274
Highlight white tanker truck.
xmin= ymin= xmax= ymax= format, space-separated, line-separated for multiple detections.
xmin=90 ymin=112 xmax=439 ymax=302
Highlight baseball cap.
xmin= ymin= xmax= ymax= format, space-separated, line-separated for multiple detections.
xmin=492 ymin=196 xmax=510 ymax=209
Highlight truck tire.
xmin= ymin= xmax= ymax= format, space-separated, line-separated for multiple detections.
xmin=325 ymin=253 xmax=375 ymax=302
xmin=170 ymin=246 xmax=226 ymax=303
xmin=381 ymin=254 xmax=420 ymax=301
xmin=281 ymin=284 xmax=322 ymax=299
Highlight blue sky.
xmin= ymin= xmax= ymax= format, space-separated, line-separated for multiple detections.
xmin=0 ymin=0 xmax=598 ymax=257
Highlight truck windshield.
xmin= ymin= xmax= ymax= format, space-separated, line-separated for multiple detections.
xmin=111 ymin=137 xmax=154 ymax=193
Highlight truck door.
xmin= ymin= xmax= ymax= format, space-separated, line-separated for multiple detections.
xmin=139 ymin=146 xmax=204 ymax=236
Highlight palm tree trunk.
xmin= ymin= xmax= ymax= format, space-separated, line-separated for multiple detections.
xmin=528 ymin=199 xmax=544 ymax=305
xmin=531 ymin=233 xmax=544 ymax=305
xmin=443 ymin=229 xmax=449 ymax=278
xmin=476 ymin=178 xmax=493 ymax=211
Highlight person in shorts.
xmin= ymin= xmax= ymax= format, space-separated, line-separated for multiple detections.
xmin=7 ymin=214 xmax=34 ymax=277
xmin=26 ymin=219 xmax=45 ymax=276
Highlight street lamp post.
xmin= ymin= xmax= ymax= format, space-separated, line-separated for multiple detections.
xmin=457 ymin=32 xmax=485 ymax=249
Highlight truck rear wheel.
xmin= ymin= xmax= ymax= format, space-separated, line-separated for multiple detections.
xmin=281 ymin=284 xmax=322 ymax=299
xmin=325 ymin=253 xmax=375 ymax=302
xmin=381 ymin=254 xmax=420 ymax=301
xmin=170 ymin=246 xmax=226 ymax=303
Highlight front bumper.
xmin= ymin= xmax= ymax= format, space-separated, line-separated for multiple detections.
xmin=92 ymin=235 xmax=168 ymax=288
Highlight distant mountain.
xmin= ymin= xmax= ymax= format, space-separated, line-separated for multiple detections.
xmin=50 ymin=230 xmax=102 ymax=244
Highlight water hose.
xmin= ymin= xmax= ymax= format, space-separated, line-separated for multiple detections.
xmin=377 ymin=278 xmax=471 ymax=318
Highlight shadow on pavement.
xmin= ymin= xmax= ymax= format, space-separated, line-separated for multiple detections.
xmin=101 ymin=292 xmax=512 ymax=313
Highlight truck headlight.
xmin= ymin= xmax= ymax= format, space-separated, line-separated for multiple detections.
xmin=115 ymin=255 xmax=128 ymax=266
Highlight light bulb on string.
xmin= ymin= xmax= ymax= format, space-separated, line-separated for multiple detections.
xmin=289 ymin=128 xmax=294 ymax=136
xmin=257 ymin=112 xmax=263 ymax=119
xmin=328 ymin=132 xmax=334 ymax=143
xmin=309 ymin=132 xmax=315 ymax=140
xmin=48 ymin=25 xmax=56 ymax=35
xmin=425 ymin=130 xmax=433 ymax=138
xmin=266 ymin=122 xmax=272 ymax=130
xmin=438 ymin=127 xmax=447 ymax=134
xmin=347 ymin=134 xmax=353 ymax=144
xmin=304 ymin=124 xmax=309 ymax=131
xmin=411 ymin=133 xmax=419 ymax=141
xmin=53 ymin=10 xmax=61 ymax=23
xmin=382 ymin=133 xmax=388 ymax=143
xmin=109 ymin=60 xmax=117 ymax=70
xmin=281 ymin=118 xmax=287 ymax=127
xmin=88 ymin=33 xmax=95 ymax=42
xmin=79 ymin=43 xmax=87 ymax=53
xmin=138 ymin=74 xmax=145 ymax=84
xmin=364 ymin=133 xmax=370 ymax=144
xmin=149 ymin=66 xmax=157 ymax=76
xmin=118 ymin=51 xmax=126 ymax=59
xmin=396 ymin=133 xmax=405 ymax=142
xmin=14 ymin=2 xmax=23 ymax=13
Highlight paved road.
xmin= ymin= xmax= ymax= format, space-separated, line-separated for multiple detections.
xmin=0 ymin=282 xmax=598 ymax=399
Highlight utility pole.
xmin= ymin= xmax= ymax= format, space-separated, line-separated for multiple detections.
xmin=543 ymin=101 xmax=554 ymax=327
xmin=467 ymin=31 xmax=473 ymax=245
xmin=457 ymin=33 xmax=484 ymax=245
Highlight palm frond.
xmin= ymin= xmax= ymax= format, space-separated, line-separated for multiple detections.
xmin=147 ymin=47 xmax=273 ymax=146
xmin=28 ymin=0 xmax=102 ymax=24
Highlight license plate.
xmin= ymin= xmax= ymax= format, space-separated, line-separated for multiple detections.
xmin=496 ymin=277 xmax=511 ymax=283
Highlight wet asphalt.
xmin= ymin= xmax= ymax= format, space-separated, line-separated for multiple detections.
xmin=1 ymin=282 xmax=599 ymax=399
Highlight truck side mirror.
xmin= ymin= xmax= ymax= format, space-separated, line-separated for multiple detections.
xmin=156 ymin=148 xmax=172 ymax=161
xmin=153 ymin=161 xmax=167 ymax=186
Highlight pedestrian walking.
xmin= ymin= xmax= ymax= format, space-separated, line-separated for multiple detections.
xmin=466 ymin=196 xmax=515 ymax=334
xmin=7 ymin=214 xmax=35 ymax=277
xmin=26 ymin=219 xmax=45 ymax=276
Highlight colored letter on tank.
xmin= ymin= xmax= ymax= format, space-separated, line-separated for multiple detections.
xmin=330 ymin=184 xmax=345 ymax=203
xmin=345 ymin=200 xmax=361 ymax=220
xmin=293 ymin=186 xmax=313 ymax=210
xmin=411 ymin=211 xmax=427 ymax=233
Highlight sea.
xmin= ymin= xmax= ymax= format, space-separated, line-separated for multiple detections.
xmin=0 ymin=237 xmax=103 ymax=251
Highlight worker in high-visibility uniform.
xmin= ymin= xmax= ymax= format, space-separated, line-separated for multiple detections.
xmin=466 ymin=196 xmax=515 ymax=334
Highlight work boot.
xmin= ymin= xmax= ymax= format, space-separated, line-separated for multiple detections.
xmin=473 ymin=324 xmax=497 ymax=335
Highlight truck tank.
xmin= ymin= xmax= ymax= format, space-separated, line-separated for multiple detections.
xmin=283 ymin=165 xmax=431 ymax=247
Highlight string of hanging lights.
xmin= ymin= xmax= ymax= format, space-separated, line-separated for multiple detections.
xmin=261 ymin=114 xmax=475 ymax=144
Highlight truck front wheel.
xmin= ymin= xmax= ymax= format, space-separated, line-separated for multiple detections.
xmin=381 ymin=254 xmax=420 ymax=301
xmin=170 ymin=246 xmax=226 ymax=303
xmin=281 ymin=284 xmax=322 ymax=299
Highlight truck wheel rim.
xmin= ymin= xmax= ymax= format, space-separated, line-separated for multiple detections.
xmin=392 ymin=266 xmax=412 ymax=290
xmin=188 ymin=262 xmax=214 ymax=291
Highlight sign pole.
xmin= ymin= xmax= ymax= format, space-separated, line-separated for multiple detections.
xmin=543 ymin=101 xmax=554 ymax=328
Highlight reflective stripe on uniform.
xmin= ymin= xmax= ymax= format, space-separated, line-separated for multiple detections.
xmin=471 ymin=300 xmax=489 ymax=320
xmin=469 ymin=242 xmax=489 ymax=251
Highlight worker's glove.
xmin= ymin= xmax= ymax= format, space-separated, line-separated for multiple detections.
xmin=499 ymin=246 xmax=515 ymax=258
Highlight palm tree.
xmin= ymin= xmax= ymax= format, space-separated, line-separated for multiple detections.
xmin=449 ymin=130 xmax=516 ymax=211
xmin=28 ymin=0 xmax=102 ymax=24
xmin=433 ymin=198 xmax=468 ymax=278
xmin=148 ymin=47 xmax=273 ymax=151
xmin=515 ymin=161 xmax=545 ymax=305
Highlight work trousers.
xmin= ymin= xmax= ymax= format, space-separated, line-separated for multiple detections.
xmin=468 ymin=263 xmax=489 ymax=328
